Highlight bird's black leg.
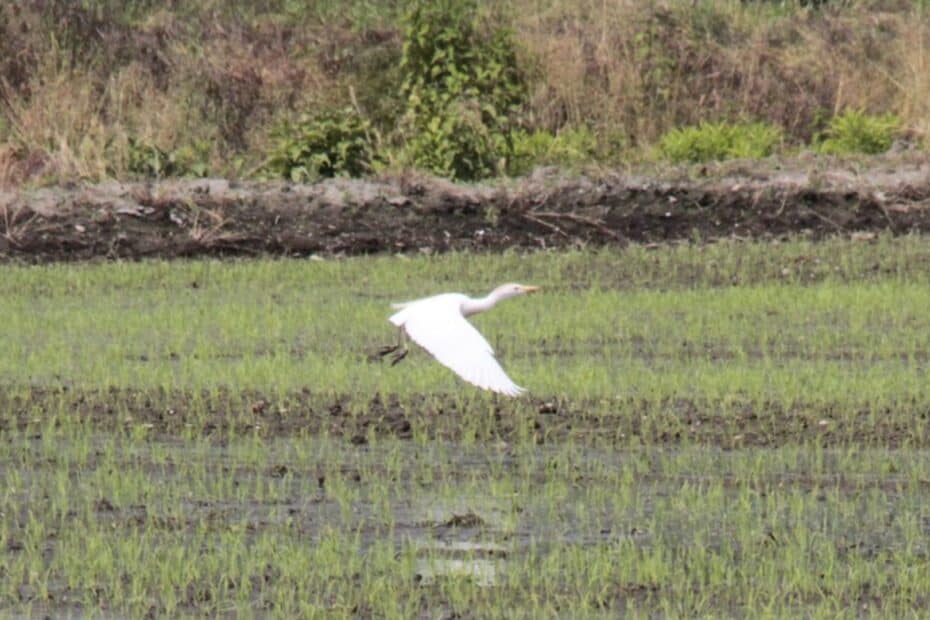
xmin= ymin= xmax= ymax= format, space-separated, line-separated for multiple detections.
xmin=376 ymin=328 xmax=408 ymax=364
xmin=390 ymin=329 xmax=408 ymax=366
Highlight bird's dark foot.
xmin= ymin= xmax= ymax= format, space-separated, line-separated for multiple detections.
xmin=390 ymin=349 xmax=408 ymax=366
xmin=367 ymin=344 xmax=399 ymax=363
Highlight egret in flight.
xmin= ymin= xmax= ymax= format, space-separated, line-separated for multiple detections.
xmin=380 ymin=283 xmax=539 ymax=396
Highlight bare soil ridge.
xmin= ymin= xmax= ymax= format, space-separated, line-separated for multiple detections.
xmin=1 ymin=387 xmax=922 ymax=448
xmin=2 ymin=157 xmax=930 ymax=262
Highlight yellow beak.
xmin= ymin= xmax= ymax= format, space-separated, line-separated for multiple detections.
xmin=521 ymin=285 xmax=540 ymax=294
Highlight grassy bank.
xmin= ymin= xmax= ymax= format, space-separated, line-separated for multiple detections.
xmin=1 ymin=1 xmax=928 ymax=186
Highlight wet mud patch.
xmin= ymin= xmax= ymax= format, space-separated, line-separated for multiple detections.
xmin=3 ymin=156 xmax=930 ymax=262
xmin=1 ymin=386 xmax=925 ymax=448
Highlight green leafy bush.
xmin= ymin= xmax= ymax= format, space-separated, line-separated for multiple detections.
xmin=401 ymin=102 xmax=511 ymax=181
xmin=397 ymin=0 xmax=526 ymax=180
xmin=508 ymin=127 xmax=600 ymax=175
xmin=816 ymin=110 xmax=901 ymax=155
xmin=125 ymin=138 xmax=210 ymax=178
xmin=267 ymin=107 xmax=377 ymax=182
xmin=657 ymin=121 xmax=784 ymax=163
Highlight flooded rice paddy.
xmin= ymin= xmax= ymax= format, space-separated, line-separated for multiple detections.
xmin=3 ymin=237 xmax=930 ymax=616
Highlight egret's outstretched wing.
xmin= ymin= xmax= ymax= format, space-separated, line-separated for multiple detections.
xmin=393 ymin=299 xmax=525 ymax=397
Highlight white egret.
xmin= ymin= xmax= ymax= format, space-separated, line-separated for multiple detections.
xmin=380 ymin=283 xmax=539 ymax=396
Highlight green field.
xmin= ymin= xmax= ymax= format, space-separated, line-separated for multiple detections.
xmin=3 ymin=237 xmax=930 ymax=616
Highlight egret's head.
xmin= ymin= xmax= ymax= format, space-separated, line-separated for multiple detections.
xmin=492 ymin=283 xmax=540 ymax=301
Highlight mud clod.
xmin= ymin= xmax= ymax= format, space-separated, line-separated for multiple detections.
xmin=443 ymin=511 xmax=486 ymax=528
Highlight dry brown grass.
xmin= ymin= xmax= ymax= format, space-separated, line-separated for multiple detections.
xmin=893 ymin=18 xmax=930 ymax=142
xmin=513 ymin=1 xmax=925 ymax=147
xmin=2 ymin=67 xmax=113 ymax=184
xmin=0 ymin=1 xmax=928 ymax=187
xmin=0 ymin=2 xmax=337 ymax=186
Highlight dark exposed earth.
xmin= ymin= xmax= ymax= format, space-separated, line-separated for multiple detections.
xmin=2 ymin=387 xmax=925 ymax=448
xmin=2 ymin=154 xmax=930 ymax=262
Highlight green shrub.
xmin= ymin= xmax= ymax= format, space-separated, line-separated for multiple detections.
xmin=657 ymin=121 xmax=784 ymax=163
xmin=266 ymin=107 xmax=378 ymax=182
xmin=397 ymin=0 xmax=526 ymax=180
xmin=816 ymin=110 xmax=901 ymax=155
xmin=508 ymin=127 xmax=600 ymax=176
xmin=401 ymin=102 xmax=511 ymax=181
xmin=125 ymin=138 xmax=210 ymax=178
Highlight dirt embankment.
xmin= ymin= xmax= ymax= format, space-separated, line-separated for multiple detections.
xmin=2 ymin=156 xmax=930 ymax=262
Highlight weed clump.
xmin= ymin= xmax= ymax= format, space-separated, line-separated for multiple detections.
xmin=396 ymin=0 xmax=526 ymax=181
xmin=657 ymin=121 xmax=784 ymax=163
xmin=508 ymin=127 xmax=600 ymax=175
xmin=125 ymin=137 xmax=210 ymax=179
xmin=265 ymin=1 xmax=527 ymax=182
xmin=816 ymin=109 xmax=902 ymax=155
xmin=267 ymin=107 xmax=378 ymax=181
